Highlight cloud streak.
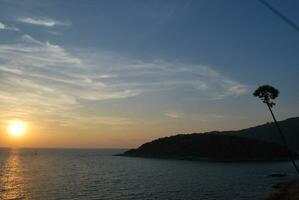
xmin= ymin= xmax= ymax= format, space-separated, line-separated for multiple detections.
xmin=18 ymin=17 xmax=71 ymax=27
xmin=0 ymin=35 xmax=247 ymax=128
xmin=0 ymin=21 xmax=19 ymax=31
xmin=165 ymin=111 xmax=184 ymax=119
xmin=0 ymin=35 xmax=138 ymax=126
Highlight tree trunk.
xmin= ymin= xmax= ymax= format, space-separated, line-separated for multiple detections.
xmin=266 ymin=103 xmax=299 ymax=174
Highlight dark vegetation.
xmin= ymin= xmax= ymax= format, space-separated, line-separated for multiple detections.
xmin=236 ymin=117 xmax=299 ymax=151
xmin=119 ymin=117 xmax=299 ymax=161
xmin=120 ymin=118 xmax=299 ymax=161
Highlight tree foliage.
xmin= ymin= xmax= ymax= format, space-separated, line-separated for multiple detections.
xmin=253 ymin=85 xmax=279 ymax=107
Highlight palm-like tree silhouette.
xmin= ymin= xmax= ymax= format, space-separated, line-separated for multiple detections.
xmin=254 ymin=85 xmax=299 ymax=174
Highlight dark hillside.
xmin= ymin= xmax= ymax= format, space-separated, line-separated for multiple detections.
xmin=235 ymin=117 xmax=299 ymax=151
xmin=121 ymin=133 xmax=298 ymax=161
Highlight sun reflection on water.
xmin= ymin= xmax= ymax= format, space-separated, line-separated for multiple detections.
xmin=0 ymin=149 xmax=27 ymax=200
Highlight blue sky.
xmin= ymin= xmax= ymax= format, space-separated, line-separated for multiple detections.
xmin=0 ymin=0 xmax=298 ymax=147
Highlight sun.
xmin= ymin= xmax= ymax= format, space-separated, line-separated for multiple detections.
xmin=7 ymin=120 xmax=27 ymax=137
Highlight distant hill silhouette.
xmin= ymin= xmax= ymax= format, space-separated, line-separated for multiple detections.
xmin=233 ymin=117 xmax=299 ymax=151
xmin=120 ymin=135 xmax=298 ymax=161
xmin=119 ymin=117 xmax=299 ymax=161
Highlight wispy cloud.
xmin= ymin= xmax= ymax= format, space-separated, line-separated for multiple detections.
xmin=0 ymin=35 xmax=137 ymax=126
xmin=80 ymin=55 xmax=248 ymax=99
xmin=165 ymin=111 xmax=184 ymax=119
xmin=0 ymin=21 xmax=19 ymax=31
xmin=227 ymin=83 xmax=248 ymax=95
xmin=0 ymin=35 xmax=247 ymax=127
xmin=18 ymin=17 xmax=71 ymax=27
xmin=61 ymin=116 xmax=132 ymax=127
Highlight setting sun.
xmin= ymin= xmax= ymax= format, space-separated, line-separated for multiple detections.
xmin=7 ymin=120 xmax=27 ymax=137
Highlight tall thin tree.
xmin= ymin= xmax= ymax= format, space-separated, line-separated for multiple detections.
xmin=253 ymin=85 xmax=299 ymax=174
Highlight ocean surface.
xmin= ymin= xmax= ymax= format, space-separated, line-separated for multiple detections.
xmin=0 ymin=148 xmax=298 ymax=200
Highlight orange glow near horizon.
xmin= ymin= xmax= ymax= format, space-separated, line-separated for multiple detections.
xmin=7 ymin=120 xmax=27 ymax=138
xmin=0 ymin=116 xmax=241 ymax=148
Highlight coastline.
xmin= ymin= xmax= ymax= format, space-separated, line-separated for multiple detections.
xmin=115 ymin=154 xmax=296 ymax=163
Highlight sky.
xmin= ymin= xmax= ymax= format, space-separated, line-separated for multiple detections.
xmin=0 ymin=0 xmax=298 ymax=148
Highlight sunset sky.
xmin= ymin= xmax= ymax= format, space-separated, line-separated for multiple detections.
xmin=0 ymin=0 xmax=298 ymax=148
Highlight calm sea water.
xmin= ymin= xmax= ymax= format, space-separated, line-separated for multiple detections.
xmin=0 ymin=148 xmax=298 ymax=200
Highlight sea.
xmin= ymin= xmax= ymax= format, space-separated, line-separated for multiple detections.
xmin=0 ymin=148 xmax=297 ymax=200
